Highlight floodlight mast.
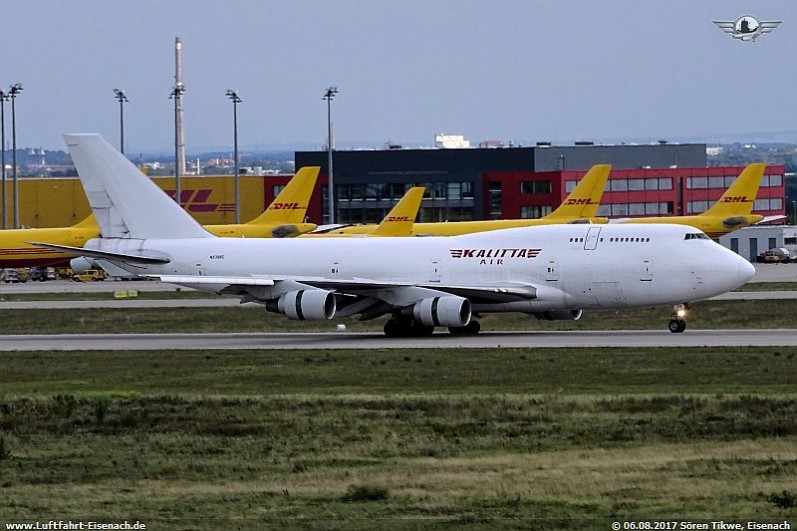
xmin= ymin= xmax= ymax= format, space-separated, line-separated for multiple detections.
xmin=9 ymin=83 xmax=22 ymax=229
xmin=322 ymin=86 xmax=338 ymax=224
xmin=226 ymin=89 xmax=243 ymax=224
xmin=113 ymin=89 xmax=129 ymax=155
xmin=0 ymin=90 xmax=8 ymax=229
xmin=169 ymin=84 xmax=186 ymax=205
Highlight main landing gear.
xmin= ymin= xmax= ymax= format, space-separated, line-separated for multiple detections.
xmin=668 ymin=303 xmax=689 ymax=333
xmin=383 ymin=318 xmax=482 ymax=337
xmin=448 ymin=321 xmax=481 ymax=335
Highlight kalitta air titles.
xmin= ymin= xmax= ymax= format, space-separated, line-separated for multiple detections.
xmin=450 ymin=248 xmax=542 ymax=265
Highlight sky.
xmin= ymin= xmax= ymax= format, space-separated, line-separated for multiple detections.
xmin=2 ymin=0 xmax=796 ymax=153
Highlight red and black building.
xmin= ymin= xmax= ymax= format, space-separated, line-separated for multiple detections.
xmin=271 ymin=143 xmax=785 ymax=225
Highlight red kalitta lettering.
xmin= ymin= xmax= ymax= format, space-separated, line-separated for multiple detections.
xmin=449 ymin=248 xmax=542 ymax=260
xmin=272 ymin=202 xmax=302 ymax=210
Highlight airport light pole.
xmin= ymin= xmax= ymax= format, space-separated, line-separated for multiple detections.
xmin=0 ymin=90 xmax=8 ymax=229
xmin=323 ymin=86 xmax=338 ymax=224
xmin=226 ymin=89 xmax=242 ymax=224
xmin=793 ymin=200 xmax=796 ymax=225
xmin=169 ymin=83 xmax=185 ymax=206
xmin=9 ymin=83 xmax=22 ymax=229
xmin=113 ymin=89 xmax=129 ymax=155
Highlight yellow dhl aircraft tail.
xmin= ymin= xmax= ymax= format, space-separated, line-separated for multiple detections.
xmin=619 ymin=163 xmax=767 ymax=238
xmin=370 ymin=187 xmax=425 ymax=236
xmin=304 ymin=186 xmax=426 ymax=238
xmin=543 ymin=164 xmax=611 ymax=221
xmin=204 ymin=166 xmax=320 ymax=238
xmin=701 ymin=163 xmax=765 ymax=219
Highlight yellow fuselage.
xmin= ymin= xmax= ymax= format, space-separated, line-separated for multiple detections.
xmin=620 ymin=214 xmax=763 ymax=239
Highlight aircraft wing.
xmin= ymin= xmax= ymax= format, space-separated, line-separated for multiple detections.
xmin=150 ymin=274 xmax=538 ymax=308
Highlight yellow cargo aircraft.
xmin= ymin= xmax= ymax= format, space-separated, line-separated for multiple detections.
xmin=318 ymin=164 xmax=612 ymax=237
xmin=306 ymin=186 xmax=426 ymax=238
xmin=615 ymin=163 xmax=768 ymax=238
xmin=0 ymin=166 xmax=320 ymax=268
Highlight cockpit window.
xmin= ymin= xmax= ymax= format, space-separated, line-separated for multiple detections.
xmin=684 ymin=233 xmax=709 ymax=240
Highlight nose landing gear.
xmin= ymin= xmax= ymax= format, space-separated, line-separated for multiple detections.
xmin=668 ymin=303 xmax=689 ymax=333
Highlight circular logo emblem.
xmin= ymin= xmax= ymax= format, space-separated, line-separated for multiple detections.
xmin=734 ymin=15 xmax=760 ymax=34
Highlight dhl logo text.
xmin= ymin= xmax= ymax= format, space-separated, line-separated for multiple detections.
xmin=564 ymin=198 xmax=595 ymax=205
xmin=721 ymin=196 xmax=752 ymax=203
xmin=385 ymin=216 xmax=412 ymax=222
xmin=165 ymin=189 xmax=235 ymax=212
xmin=271 ymin=202 xmax=303 ymax=210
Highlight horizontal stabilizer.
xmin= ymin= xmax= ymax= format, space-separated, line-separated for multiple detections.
xmin=28 ymin=242 xmax=170 ymax=265
xmin=758 ymin=215 xmax=787 ymax=224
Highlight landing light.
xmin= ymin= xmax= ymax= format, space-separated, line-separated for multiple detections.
xmin=676 ymin=308 xmax=687 ymax=319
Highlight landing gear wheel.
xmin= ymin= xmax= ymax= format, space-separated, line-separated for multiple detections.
xmin=384 ymin=319 xmax=403 ymax=338
xmin=448 ymin=320 xmax=481 ymax=336
xmin=668 ymin=319 xmax=686 ymax=333
xmin=384 ymin=318 xmax=435 ymax=337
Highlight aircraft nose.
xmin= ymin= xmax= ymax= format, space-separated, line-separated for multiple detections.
xmin=738 ymin=258 xmax=755 ymax=285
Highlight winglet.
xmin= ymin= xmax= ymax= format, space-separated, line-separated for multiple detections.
xmin=545 ymin=164 xmax=611 ymax=220
xmin=64 ymin=134 xmax=212 ymax=240
xmin=371 ymin=186 xmax=425 ymax=236
xmin=702 ymin=163 xmax=765 ymax=217
xmin=250 ymin=166 xmax=320 ymax=225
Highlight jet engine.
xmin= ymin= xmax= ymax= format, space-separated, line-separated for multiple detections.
xmin=532 ymin=310 xmax=583 ymax=321
xmin=412 ymin=296 xmax=471 ymax=328
xmin=70 ymin=257 xmax=97 ymax=274
xmin=267 ymin=289 xmax=336 ymax=320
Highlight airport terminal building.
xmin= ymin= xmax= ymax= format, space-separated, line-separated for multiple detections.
xmin=293 ymin=143 xmax=786 ymax=225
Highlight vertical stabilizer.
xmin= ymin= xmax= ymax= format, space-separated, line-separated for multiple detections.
xmin=371 ymin=186 xmax=425 ymax=236
xmin=249 ymin=166 xmax=320 ymax=225
xmin=71 ymin=213 xmax=99 ymax=229
xmin=702 ymin=163 xmax=765 ymax=217
xmin=64 ymin=134 xmax=212 ymax=239
xmin=544 ymin=164 xmax=611 ymax=220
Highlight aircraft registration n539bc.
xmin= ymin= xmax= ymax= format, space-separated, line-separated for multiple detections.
xmin=41 ymin=134 xmax=754 ymax=336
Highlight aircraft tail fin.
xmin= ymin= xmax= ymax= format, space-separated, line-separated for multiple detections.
xmin=544 ymin=164 xmax=611 ymax=220
xmin=64 ymin=134 xmax=212 ymax=239
xmin=250 ymin=166 xmax=320 ymax=225
xmin=371 ymin=187 xmax=425 ymax=236
xmin=702 ymin=163 xmax=765 ymax=217
xmin=72 ymin=213 xmax=99 ymax=229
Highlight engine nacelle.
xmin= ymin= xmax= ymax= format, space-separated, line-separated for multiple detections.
xmin=412 ymin=296 xmax=471 ymax=328
xmin=532 ymin=309 xmax=583 ymax=321
xmin=270 ymin=290 xmax=336 ymax=321
xmin=70 ymin=257 xmax=97 ymax=274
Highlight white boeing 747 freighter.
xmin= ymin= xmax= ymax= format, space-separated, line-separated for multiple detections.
xmin=38 ymin=134 xmax=754 ymax=337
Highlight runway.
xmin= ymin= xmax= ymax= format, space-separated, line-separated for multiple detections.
xmin=2 ymin=329 xmax=795 ymax=351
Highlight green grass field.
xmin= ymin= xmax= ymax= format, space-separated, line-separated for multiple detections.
xmin=1 ymin=347 xmax=796 ymax=528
